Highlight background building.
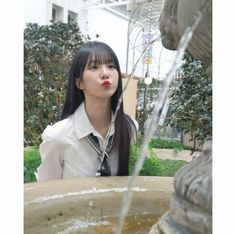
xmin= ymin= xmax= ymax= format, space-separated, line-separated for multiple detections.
xmin=24 ymin=0 xmax=176 ymax=119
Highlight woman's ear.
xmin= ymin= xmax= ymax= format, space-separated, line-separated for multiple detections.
xmin=75 ymin=78 xmax=84 ymax=90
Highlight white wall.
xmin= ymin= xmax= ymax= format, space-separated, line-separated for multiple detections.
xmin=25 ymin=0 xmax=47 ymax=25
xmin=24 ymin=1 xmax=176 ymax=79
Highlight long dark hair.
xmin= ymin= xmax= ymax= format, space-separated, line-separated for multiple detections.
xmin=61 ymin=41 xmax=136 ymax=175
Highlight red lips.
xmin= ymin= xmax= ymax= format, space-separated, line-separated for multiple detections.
xmin=102 ymin=81 xmax=111 ymax=88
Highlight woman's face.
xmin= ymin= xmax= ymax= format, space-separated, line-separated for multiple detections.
xmin=76 ymin=56 xmax=119 ymax=101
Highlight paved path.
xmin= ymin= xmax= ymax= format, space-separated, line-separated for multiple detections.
xmin=152 ymin=148 xmax=201 ymax=162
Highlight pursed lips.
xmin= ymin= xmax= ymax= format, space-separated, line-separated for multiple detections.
xmin=101 ymin=81 xmax=111 ymax=87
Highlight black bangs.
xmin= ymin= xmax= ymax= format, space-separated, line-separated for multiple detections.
xmin=87 ymin=48 xmax=117 ymax=66
xmin=86 ymin=45 xmax=117 ymax=67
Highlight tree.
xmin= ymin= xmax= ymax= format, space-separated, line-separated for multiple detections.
xmin=136 ymin=79 xmax=163 ymax=134
xmin=166 ymin=52 xmax=212 ymax=144
xmin=24 ymin=21 xmax=87 ymax=146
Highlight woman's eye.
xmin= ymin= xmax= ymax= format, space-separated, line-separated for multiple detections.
xmin=108 ymin=64 xmax=116 ymax=69
xmin=89 ymin=65 xmax=98 ymax=70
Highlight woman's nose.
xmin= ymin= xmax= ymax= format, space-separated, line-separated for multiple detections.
xmin=100 ymin=65 xmax=109 ymax=78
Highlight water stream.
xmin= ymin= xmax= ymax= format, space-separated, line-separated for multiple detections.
xmin=100 ymin=37 xmax=160 ymax=161
xmin=98 ymin=1 xmax=210 ymax=233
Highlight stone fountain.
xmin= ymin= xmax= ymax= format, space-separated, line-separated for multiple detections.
xmin=149 ymin=0 xmax=212 ymax=233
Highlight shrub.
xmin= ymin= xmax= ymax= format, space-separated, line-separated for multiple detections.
xmin=167 ymin=52 xmax=212 ymax=143
xmin=24 ymin=21 xmax=86 ymax=146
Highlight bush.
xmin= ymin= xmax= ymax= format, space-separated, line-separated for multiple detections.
xmin=24 ymin=21 xmax=86 ymax=146
xmin=167 ymin=52 xmax=212 ymax=143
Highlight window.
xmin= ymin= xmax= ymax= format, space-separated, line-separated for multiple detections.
xmin=51 ymin=4 xmax=63 ymax=23
xmin=68 ymin=10 xmax=78 ymax=23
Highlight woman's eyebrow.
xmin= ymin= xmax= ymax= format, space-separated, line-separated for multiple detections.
xmin=87 ymin=59 xmax=114 ymax=66
xmin=86 ymin=60 xmax=97 ymax=66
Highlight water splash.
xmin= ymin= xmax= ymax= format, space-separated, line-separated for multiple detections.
xmin=53 ymin=218 xmax=110 ymax=234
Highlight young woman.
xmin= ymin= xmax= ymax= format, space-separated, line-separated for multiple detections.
xmin=36 ymin=41 xmax=137 ymax=181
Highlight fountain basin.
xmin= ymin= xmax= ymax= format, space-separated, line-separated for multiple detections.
xmin=24 ymin=176 xmax=173 ymax=234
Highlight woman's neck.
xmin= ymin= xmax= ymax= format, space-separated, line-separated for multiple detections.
xmin=84 ymin=99 xmax=112 ymax=138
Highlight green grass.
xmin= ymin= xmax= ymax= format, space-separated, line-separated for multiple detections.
xmin=24 ymin=138 xmax=189 ymax=182
xmin=148 ymin=138 xmax=191 ymax=151
xmin=129 ymin=145 xmax=187 ymax=177
xmin=24 ymin=147 xmax=41 ymax=183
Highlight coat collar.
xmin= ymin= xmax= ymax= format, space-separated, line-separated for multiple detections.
xmin=73 ymin=102 xmax=115 ymax=140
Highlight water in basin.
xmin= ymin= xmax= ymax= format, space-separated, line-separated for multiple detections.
xmin=51 ymin=214 xmax=159 ymax=234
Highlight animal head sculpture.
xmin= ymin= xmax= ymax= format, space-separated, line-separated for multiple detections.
xmin=159 ymin=0 xmax=212 ymax=69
